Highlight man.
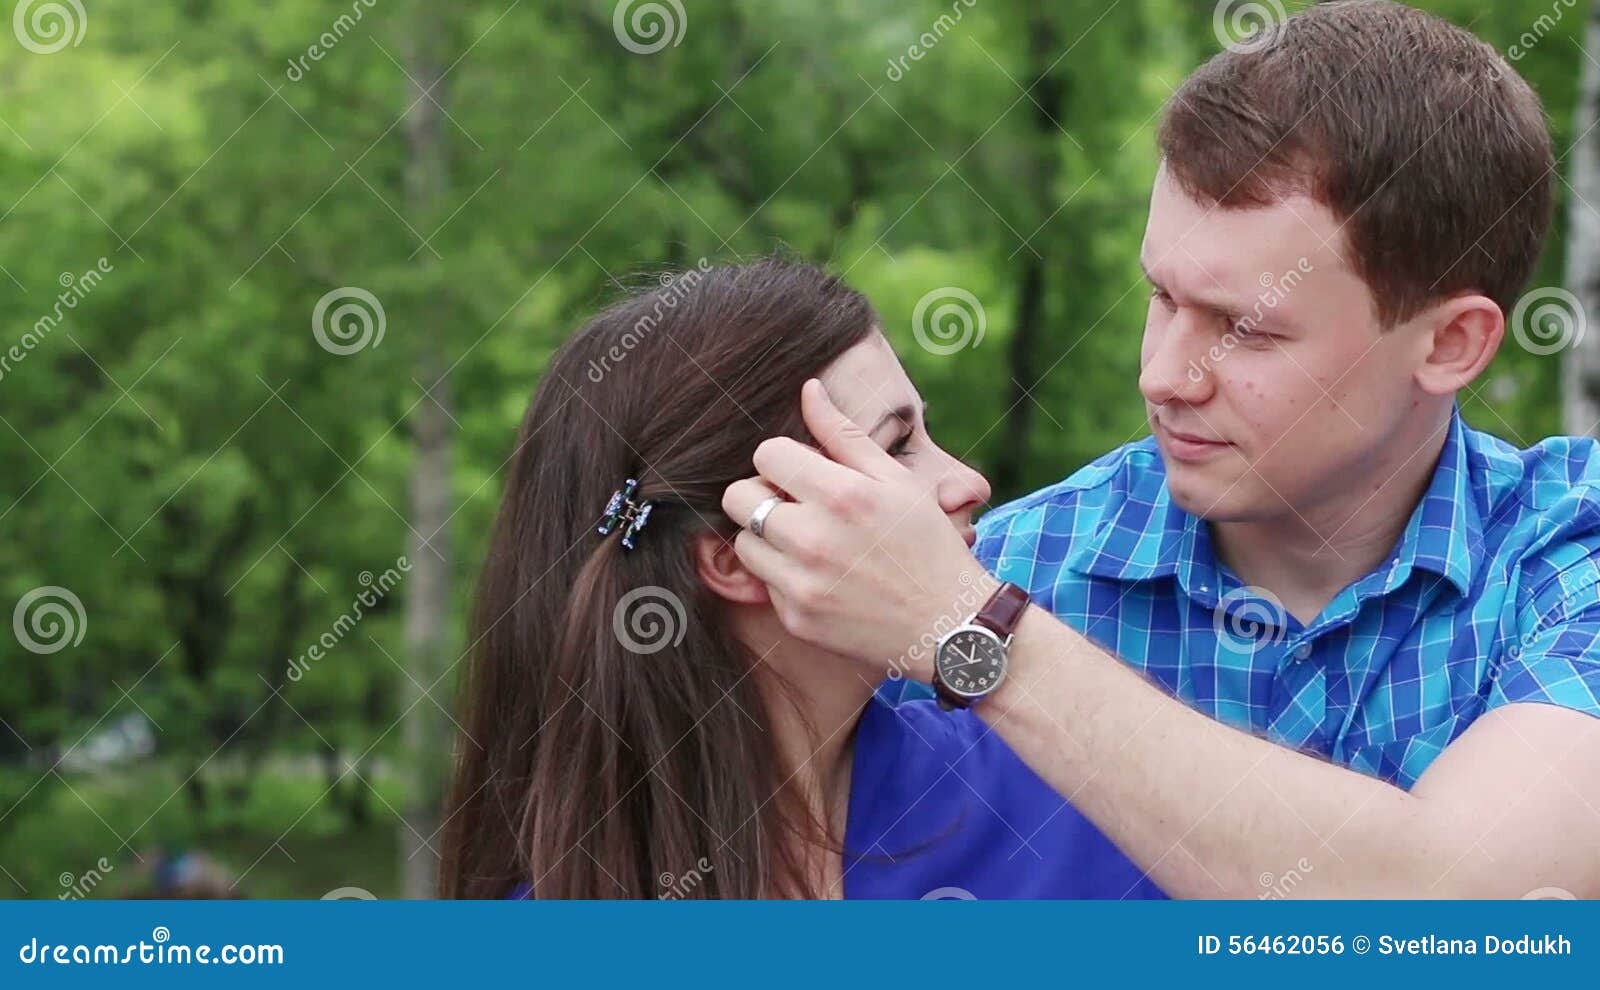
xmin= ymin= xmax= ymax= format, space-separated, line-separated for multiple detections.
xmin=722 ymin=1 xmax=1600 ymax=897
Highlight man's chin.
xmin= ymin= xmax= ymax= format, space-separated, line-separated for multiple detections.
xmin=1164 ymin=469 xmax=1250 ymax=522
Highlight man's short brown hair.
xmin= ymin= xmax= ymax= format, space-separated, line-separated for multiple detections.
xmin=1158 ymin=0 xmax=1555 ymax=326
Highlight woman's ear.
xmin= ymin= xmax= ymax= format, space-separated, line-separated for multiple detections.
xmin=693 ymin=530 xmax=770 ymax=606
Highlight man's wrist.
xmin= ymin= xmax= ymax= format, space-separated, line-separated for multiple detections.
xmin=894 ymin=567 xmax=1003 ymax=684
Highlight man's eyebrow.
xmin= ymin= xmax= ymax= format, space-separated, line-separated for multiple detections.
xmin=869 ymin=400 xmax=928 ymax=437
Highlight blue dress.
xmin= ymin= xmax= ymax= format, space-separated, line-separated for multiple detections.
xmin=507 ymin=693 xmax=1165 ymax=899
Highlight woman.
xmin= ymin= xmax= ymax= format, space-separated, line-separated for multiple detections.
xmin=440 ymin=257 xmax=1164 ymax=899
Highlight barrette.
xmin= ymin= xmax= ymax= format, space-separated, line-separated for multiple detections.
xmin=597 ymin=477 xmax=655 ymax=551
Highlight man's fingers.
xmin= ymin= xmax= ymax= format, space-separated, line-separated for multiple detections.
xmin=799 ymin=378 xmax=902 ymax=482
xmin=720 ymin=476 xmax=814 ymax=555
xmin=750 ymin=436 xmax=861 ymax=506
xmin=730 ymin=526 xmax=787 ymax=583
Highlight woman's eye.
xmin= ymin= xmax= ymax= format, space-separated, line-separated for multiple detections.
xmin=1150 ymin=287 xmax=1175 ymax=310
xmin=889 ymin=433 xmax=913 ymax=457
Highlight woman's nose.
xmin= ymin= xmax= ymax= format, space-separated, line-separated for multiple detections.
xmin=939 ymin=453 xmax=991 ymax=516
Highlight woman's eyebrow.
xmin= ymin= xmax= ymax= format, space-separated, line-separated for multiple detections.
xmin=869 ymin=400 xmax=928 ymax=438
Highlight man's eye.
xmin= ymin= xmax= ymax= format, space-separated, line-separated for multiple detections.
xmin=1229 ymin=319 xmax=1272 ymax=343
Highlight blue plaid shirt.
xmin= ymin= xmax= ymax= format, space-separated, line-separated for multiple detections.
xmin=970 ymin=406 xmax=1600 ymax=789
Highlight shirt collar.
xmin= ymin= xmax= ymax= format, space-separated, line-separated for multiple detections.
xmin=1066 ymin=408 xmax=1481 ymax=600
xmin=1383 ymin=406 xmax=1480 ymax=600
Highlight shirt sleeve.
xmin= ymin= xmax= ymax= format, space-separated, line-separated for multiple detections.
xmin=1490 ymin=536 xmax=1600 ymax=718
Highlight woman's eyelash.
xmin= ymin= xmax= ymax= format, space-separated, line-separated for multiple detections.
xmin=889 ymin=432 xmax=913 ymax=456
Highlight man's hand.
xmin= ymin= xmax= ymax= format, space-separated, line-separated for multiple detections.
xmin=720 ymin=378 xmax=995 ymax=672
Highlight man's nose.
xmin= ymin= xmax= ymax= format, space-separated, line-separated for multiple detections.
xmin=1139 ymin=312 xmax=1215 ymax=408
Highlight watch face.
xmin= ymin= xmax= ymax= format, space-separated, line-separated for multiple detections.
xmin=936 ymin=627 xmax=1006 ymax=697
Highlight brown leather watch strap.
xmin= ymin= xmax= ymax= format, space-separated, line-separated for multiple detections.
xmin=972 ymin=581 xmax=1030 ymax=638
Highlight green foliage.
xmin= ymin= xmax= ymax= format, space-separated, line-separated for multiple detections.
xmin=0 ymin=0 xmax=1582 ymax=897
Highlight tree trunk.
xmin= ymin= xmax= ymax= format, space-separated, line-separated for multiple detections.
xmin=992 ymin=14 xmax=1065 ymax=498
xmin=399 ymin=5 xmax=453 ymax=900
xmin=1563 ymin=7 xmax=1600 ymax=437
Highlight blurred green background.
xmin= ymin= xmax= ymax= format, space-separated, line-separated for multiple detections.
xmin=0 ymin=0 xmax=1584 ymax=898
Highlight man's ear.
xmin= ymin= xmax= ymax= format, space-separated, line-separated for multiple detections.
xmin=1413 ymin=293 xmax=1504 ymax=396
xmin=693 ymin=530 xmax=770 ymax=606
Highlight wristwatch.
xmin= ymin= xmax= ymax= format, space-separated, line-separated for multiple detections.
xmin=931 ymin=581 xmax=1031 ymax=710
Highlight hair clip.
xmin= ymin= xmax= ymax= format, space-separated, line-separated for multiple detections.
xmin=597 ymin=478 xmax=655 ymax=551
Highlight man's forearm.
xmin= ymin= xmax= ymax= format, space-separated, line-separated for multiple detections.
xmin=978 ymin=592 xmax=1484 ymax=898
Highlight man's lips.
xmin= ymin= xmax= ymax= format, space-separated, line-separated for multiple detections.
xmin=1161 ymin=424 xmax=1227 ymax=445
xmin=1156 ymin=421 xmax=1233 ymax=461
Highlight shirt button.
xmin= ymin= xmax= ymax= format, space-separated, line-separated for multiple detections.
xmin=1293 ymin=643 xmax=1313 ymax=661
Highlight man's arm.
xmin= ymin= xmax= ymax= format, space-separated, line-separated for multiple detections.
xmin=722 ymin=379 xmax=1600 ymax=899
xmin=984 ymin=582 xmax=1600 ymax=898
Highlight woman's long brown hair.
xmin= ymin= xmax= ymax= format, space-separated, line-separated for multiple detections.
xmin=440 ymin=257 xmax=878 ymax=898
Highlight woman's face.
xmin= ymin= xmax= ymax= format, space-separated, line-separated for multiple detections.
xmin=816 ymin=331 xmax=991 ymax=546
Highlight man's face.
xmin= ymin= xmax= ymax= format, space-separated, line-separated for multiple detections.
xmin=1137 ymin=166 xmax=1424 ymax=527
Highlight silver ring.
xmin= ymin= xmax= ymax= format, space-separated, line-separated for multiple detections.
xmin=748 ymin=495 xmax=785 ymax=539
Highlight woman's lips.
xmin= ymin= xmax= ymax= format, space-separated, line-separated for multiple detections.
xmin=1157 ymin=422 xmax=1232 ymax=463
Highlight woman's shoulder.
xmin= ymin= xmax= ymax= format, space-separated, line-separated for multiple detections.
xmin=848 ymin=692 xmax=1166 ymax=899
xmin=854 ymin=690 xmax=1021 ymax=780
